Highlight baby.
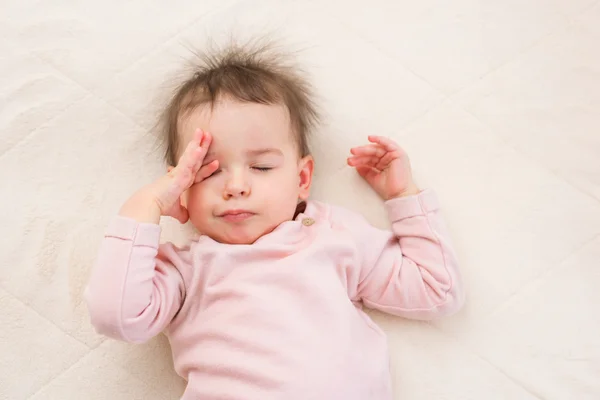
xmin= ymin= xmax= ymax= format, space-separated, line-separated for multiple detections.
xmin=85 ymin=43 xmax=464 ymax=400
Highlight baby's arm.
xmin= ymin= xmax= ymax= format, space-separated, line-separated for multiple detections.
xmin=343 ymin=136 xmax=464 ymax=319
xmin=85 ymin=219 xmax=185 ymax=343
xmin=85 ymin=128 xmax=216 ymax=342
xmin=332 ymin=191 xmax=464 ymax=320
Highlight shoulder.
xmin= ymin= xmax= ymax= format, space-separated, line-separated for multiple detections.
xmin=304 ymin=200 xmax=371 ymax=231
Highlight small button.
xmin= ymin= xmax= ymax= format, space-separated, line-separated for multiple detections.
xmin=302 ymin=217 xmax=315 ymax=226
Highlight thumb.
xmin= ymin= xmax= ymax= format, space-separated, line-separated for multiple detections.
xmin=169 ymin=199 xmax=189 ymax=224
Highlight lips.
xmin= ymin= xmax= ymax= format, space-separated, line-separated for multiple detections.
xmin=218 ymin=209 xmax=255 ymax=223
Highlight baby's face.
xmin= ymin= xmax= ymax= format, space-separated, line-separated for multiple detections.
xmin=178 ymin=99 xmax=313 ymax=244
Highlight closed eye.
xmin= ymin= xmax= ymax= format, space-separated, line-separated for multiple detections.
xmin=252 ymin=166 xmax=272 ymax=172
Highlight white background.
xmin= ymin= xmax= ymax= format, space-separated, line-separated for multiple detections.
xmin=1 ymin=0 xmax=599 ymax=399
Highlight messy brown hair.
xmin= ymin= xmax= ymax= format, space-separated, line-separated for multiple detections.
xmin=160 ymin=40 xmax=320 ymax=166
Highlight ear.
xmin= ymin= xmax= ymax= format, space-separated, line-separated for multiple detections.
xmin=297 ymin=155 xmax=314 ymax=201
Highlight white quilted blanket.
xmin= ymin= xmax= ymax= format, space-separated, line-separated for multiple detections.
xmin=2 ymin=0 xmax=599 ymax=399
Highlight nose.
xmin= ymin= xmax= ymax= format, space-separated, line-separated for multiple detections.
xmin=223 ymin=169 xmax=250 ymax=199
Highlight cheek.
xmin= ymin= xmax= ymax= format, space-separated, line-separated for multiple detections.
xmin=187 ymin=184 xmax=211 ymax=209
xmin=258 ymin=170 xmax=300 ymax=200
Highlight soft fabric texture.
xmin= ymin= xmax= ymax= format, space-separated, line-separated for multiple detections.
xmin=85 ymin=190 xmax=463 ymax=399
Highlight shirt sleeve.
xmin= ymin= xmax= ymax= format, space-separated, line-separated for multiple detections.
xmin=84 ymin=216 xmax=186 ymax=343
xmin=330 ymin=189 xmax=465 ymax=320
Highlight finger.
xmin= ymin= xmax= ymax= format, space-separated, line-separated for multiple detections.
xmin=356 ymin=165 xmax=379 ymax=179
xmin=170 ymin=201 xmax=189 ymax=224
xmin=184 ymin=128 xmax=205 ymax=157
xmin=177 ymin=133 xmax=201 ymax=168
xmin=190 ymin=130 xmax=213 ymax=174
xmin=350 ymin=144 xmax=386 ymax=158
xmin=347 ymin=156 xmax=379 ymax=167
xmin=190 ymin=147 xmax=206 ymax=176
xmin=178 ymin=130 xmax=209 ymax=175
xmin=192 ymin=127 xmax=203 ymax=144
xmin=195 ymin=160 xmax=219 ymax=183
xmin=199 ymin=129 xmax=212 ymax=151
xmin=368 ymin=135 xmax=401 ymax=152
xmin=375 ymin=150 xmax=402 ymax=170
xmin=173 ymin=152 xmax=194 ymax=183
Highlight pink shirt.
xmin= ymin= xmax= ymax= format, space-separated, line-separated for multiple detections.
xmin=85 ymin=190 xmax=464 ymax=400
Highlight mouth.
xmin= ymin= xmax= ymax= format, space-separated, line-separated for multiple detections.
xmin=218 ymin=209 xmax=256 ymax=223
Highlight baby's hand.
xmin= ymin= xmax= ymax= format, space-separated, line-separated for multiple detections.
xmin=119 ymin=128 xmax=218 ymax=224
xmin=155 ymin=128 xmax=219 ymax=222
xmin=347 ymin=136 xmax=419 ymax=200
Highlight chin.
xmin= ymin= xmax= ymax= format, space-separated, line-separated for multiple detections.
xmin=221 ymin=234 xmax=259 ymax=245
xmin=202 ymin=220 xmax=278 ymax=245
xmin=229 ymin=238 xmax=256 ymax=245
xmin=214 ymin=229 xmax=262 ymax=245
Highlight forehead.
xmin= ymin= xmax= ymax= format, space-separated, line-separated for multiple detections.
xmin=178 ymin=99 xmax=294 ymax=153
